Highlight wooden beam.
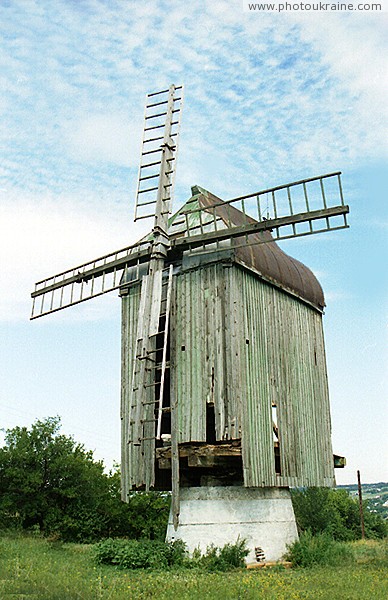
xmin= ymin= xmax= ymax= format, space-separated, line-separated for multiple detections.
xmin=156 ymin=441 xmax=242 ymax=461
xmin=171 ymin=205 xmax=349 ymax=251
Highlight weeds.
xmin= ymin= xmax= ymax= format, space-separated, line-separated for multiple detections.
xmin=94 ymin=537 xmax=248 ymax=571
xmin=285 ymin=530 xmax=354 ymax=567
xmin=189 ymin=538 xmax=249 ymax=571
xmin=94 ymin=538 xmax=187 ymax=569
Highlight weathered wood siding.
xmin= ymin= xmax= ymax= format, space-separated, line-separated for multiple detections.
xmin=172 ymin=263 xmax=241 ymax=443
xmin=233 ymin=266 xmax=334 ymax=487
xmin=120 ymin=284 xmax=141 ymax=500
xmin=171 ymin=262 xmax=335 ymax=487
xmin=121 ymin=260 xmax=335 ymax=494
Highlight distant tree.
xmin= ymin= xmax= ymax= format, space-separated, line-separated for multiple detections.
xmin=291 ymin=487 xmax=387 ymax=541
xmin=0 ymin=417 xmax=170 ymax=542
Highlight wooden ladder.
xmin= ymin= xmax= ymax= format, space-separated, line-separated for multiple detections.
xmin=129 ymin=264 xmax=173 ymax=447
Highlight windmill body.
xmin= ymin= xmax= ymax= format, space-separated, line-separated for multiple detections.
xmin=120 ymin=185 xmax=337 ymax=561
xmin=31 ymin=85 xmax=349 ymax=563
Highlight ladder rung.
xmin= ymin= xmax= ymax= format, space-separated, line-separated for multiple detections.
xmin=144 ymin=120 xmax=179 ymax=132
xmin=136 ymin=354 xmax=156 ymax=362
xmin=142 ymin=148 xmax=163 ymax=156
xmin=139 ymin=173 xmax=159 ymax=182
xmin=146 ymin=97 xmax=182 ymax=109
xmin=147 ymin=87 xmax=182 ymax=99
xmin=144 ymin=135 xmax=164 ymax=143
xmin=145 ymin=109 xmax=181 ymax=120
xmin=134 ymin=213 xmax=155 ymax=220
xmin=146 ymin=100 xmax=168 ymax=109
xmin=144 ymin=132 xmax=177 ymax=144
xmin=149 ymin=362 xmax=170 ymax=371
xmin=141 ymin=160 xmax=162 ymax=169
xmin=144 ymin=123 xmax=166 ymax=132
xmin=131 ymin=400 xmax=158 ymax=408
xmin=145 ymin=111 xmax=168 ymax=120
xmin=146 ymin=347 xmax=166 ymax=355
xmin=138 ymin=186 xmax=159 ymax=194
xmin=137 ymin=200 xmax=157 ymax=207
xmin=147 ymin=88 xmax=170 ymax=97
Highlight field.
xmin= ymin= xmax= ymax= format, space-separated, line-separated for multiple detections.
xmin=1 ymin=534 xmax=387 ymax=599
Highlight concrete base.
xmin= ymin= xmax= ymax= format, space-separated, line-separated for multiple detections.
xmin=166 ymin=486 xmax=298 ymax=563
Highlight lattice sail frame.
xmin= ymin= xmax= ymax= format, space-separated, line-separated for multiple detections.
xmin=134 ymin=85 xmax=184 ymax=223
xmin=173 ymin=172 xmax=348 ymax=253
xmin=31 ymin=172 xmax=348 ymax=320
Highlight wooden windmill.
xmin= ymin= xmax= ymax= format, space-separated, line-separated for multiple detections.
xmin=31 ymin=85 xmax=349 ymax=562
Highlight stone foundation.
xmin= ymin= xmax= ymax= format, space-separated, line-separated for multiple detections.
xmin=166 ymin=486 xmax=298 ymax=563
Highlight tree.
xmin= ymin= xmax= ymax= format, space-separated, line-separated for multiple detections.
xmin=0 ymin=417 xmax=170 ymax=542
xmin=291 ymin=487 xmax=387 ymax=541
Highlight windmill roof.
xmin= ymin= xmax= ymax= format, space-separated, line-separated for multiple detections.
xmin=169 ymin=186 xmax=325 ymax=311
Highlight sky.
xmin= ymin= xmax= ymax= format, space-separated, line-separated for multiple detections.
xmin=0 ymin=0 xmax=387 ymax=486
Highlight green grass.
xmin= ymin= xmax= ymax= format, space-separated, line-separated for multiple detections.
xmin=0 ymin=534 xmax=387 ymax=599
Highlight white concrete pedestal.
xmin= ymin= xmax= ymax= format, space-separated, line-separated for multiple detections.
xmin=166 ymin=486 xmax=298 ymax=563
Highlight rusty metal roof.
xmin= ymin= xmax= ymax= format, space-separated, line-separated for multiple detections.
xmin=170 ymin=187 xmax=325 ymax=311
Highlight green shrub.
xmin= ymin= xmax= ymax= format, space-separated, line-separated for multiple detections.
xmin=189 ymin=538 xmax=249 ymax=571
xmin=94 ymin=538 xmax=187 ymax=569
xmin=94 ymin=538 xmax=248 ymax=571
xmin=285 ymin=530 xmax=354 ymax=568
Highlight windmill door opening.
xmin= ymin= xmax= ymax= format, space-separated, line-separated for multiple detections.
xmin=272 ymin=402 xmax=281 ymax=475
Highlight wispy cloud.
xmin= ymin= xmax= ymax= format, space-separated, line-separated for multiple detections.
xmin=1 ymin=1 xmax=387 ymax=322
xmin=0 ymin=190 xmax=150 ymax=322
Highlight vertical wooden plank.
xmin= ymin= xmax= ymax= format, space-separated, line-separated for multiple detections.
xmin=149 ymin=269 xmax=163 ymax=336
xmin=120 ymin=284 xmax=141 ymax=498
xmin=170 ymin=274 xmax=180 ymax=528
xmin=120 ymin=295 xmax=129 ymax=501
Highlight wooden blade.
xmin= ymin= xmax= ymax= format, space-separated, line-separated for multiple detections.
xmin=171 ymin=172 xmax=349 ymax=254
xmin=134 ymin=84 xmax=184 ymax=224
xmin=30 ymin=240 xmax=152 ymax=319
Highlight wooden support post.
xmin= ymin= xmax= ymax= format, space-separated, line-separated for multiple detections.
xmin=357 ymin=470 xmax=365 ymax=540
xmin=170 ymin=291 xmax=180 ymax=530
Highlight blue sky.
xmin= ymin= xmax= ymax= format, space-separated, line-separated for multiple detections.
xmin=0 ymin=1 xmax=387 ymax=485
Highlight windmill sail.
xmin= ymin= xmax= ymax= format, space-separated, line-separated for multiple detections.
xmin=30 ymin=84 xmax=184 ymax=321
xmin=30 ymin=239 xmax=151 ymax=319
xmin=170 ymin=172 xmax=349 ymax=255
xmin=134 ymin=85 xmax=184 ymax=223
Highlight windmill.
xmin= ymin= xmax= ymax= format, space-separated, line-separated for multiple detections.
xmin=31 ymin=84 xmax=349 ymax=562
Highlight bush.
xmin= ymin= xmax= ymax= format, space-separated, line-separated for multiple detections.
xmin=94 ymin=538 xmax=248 ymax=571
xmin=94 ymin=538 xmax=187 ymax=569
xmin=285 ymin=530 xmax=354 ymax=568
xmin=189 ymin=538 xmax=249 ymax=572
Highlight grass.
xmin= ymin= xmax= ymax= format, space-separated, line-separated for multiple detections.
xmin=0 ymin=533 xmax=387 ymax=599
